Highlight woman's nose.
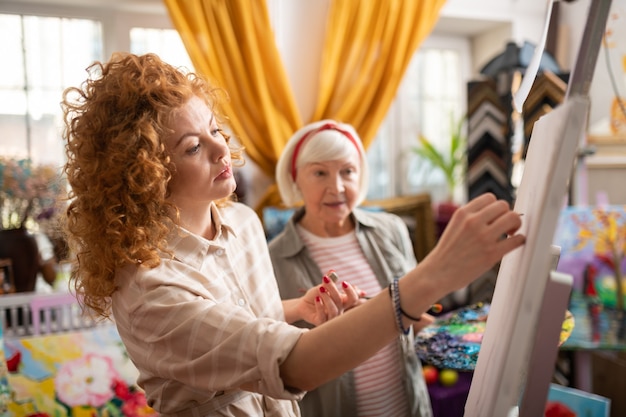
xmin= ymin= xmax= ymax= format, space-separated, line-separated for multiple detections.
xmin=328 ymin=174 xmax=345 ymax=192
xmin=208 ymin=138 xmax=228 ymax=164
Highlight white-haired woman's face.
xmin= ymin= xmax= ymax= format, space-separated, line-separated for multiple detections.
xmin=295 ymin=150 xmax=361 ymax=231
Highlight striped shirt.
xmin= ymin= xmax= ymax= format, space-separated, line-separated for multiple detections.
xmin=111 ymin=201 xmax=306 ymax=417
xmin=298 ymin=226 xmax=410 ymax=417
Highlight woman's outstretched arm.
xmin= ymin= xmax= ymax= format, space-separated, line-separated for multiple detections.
xmin=280 ymin=193 xmax=525 ymax=391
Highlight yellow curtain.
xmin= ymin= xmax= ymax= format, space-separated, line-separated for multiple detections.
xmin=163 ymin=0 xmax=302 ymax=183
xmin=313 ymin=0 xmax=448 ymax=149
xmin=163 ymin=0 xmax=446 ymax=213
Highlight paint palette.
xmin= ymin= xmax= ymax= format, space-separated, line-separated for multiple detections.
xmin=415 ymin=303 xmax=574 ymax=371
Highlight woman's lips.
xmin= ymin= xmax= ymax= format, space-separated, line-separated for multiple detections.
xmin=215 ymin=165 xmax=232 ymax=181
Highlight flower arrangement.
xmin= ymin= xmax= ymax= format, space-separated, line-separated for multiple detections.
xmin=0 ymin=157 xmax=66 ymax=230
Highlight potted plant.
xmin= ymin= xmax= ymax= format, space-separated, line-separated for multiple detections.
xmin=412 ymin=114 xmax=467 ymax=238
xmin=412 ymin=113 xmax=467 ymax=203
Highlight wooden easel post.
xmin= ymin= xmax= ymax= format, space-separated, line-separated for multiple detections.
xmin=519 ymin=270 xmax=573 ymax=417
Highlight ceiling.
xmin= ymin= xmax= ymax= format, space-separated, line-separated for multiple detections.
xmin=3 ymin=0 xmax=167 ymax=14
xmin=6 ymin=0 xmax=508 ymax=37
xmin=434 ymin=16 xmax=510 ymax=37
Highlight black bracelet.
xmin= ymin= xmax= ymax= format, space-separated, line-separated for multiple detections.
xmin=393 ymin=277 xmax=422 ymax=322
xmin=399 ymin=305 xmax=422 ymax=322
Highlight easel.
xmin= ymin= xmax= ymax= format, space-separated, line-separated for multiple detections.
xmin=519 ymin=260 xmax=573 ymax=417
xmin=464 ymin=1 xmax=612 ymax=416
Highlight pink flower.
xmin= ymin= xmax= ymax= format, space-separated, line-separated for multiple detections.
xmin=54 ymin=353 xmax=121 ymax=407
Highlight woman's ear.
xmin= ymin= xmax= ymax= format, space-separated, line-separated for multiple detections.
xmin=292 ymin=183 xmax=303 ymax=204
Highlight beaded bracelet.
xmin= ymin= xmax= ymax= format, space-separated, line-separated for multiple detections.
xmin=388 ymin=278 xmax=411 ymax=335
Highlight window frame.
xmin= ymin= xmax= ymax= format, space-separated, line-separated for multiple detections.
xmin=366 ymin=34 xmax=472 ymax=202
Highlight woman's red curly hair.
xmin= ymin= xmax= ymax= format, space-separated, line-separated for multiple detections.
xmin=61 ymin=53 xmax=243 ymax=318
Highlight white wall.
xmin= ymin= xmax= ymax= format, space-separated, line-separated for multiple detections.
xmin=438 ymin=0 xmax=547 ymax=74
xmin=560 ymin=0 xmax=626 ymax=131
xmin=268 ymin=0 xmax=329 ymax=124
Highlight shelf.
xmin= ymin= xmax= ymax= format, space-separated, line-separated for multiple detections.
xmin=587 ymin=134 xmax=626 ymax=145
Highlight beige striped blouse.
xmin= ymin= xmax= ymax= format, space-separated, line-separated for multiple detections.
xmin=112 ymin=201 xmax=306 ymax=416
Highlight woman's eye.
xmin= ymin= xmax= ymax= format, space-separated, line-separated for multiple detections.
xmin=187 ymin=144 xmax=201 ymax=155
xmin=211 ymin=128 xmax=231 ymax=143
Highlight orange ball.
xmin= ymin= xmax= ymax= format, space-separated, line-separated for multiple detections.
xmin=422 ymin=365 xmax=439 ymax=385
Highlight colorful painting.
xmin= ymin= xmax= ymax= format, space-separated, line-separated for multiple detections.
xmin=603 ymin=6 xmax=626 ymax=136
xmin=553 ymin=205 xmax=626 ymax=349
xmin=0 ymin=322 xmax=11 ymax=416
xmin=545 ymin=383 xmax=610 ymax=417
xmin=3 ymin=324 xmax=158 ymax=416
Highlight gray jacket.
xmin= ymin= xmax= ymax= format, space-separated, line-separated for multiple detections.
xmin=268 ymin=207 xmax=433 ymax=417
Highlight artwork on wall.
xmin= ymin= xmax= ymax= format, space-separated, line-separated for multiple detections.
xmin=0 ymin=323 xmax=11 ymax=416
xmin=604 ymin=7 xmax=626 ymax=136
xmin=553 ymin=205 xmax=626 ymax=349
xmin=3 ymin=325 xmax=158 ymax=416
xmin=546 ymin=383 xmax=610 ymax=417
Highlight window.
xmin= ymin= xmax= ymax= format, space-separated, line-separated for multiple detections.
xmin=0 ymin=14 xmax=102 ymax=166
xmin=0 ymin=14 xmax=191 ymax=168
xmin=0 ymin=6 xmax=470 ymax=208
xmin=366 ymin=36 xmax=470 ymax=203
xmin=130 ymin=27 xmax=194 ymax=71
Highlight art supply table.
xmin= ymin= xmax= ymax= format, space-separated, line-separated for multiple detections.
xmin=427 ymin=370 xmax=473 ymax=417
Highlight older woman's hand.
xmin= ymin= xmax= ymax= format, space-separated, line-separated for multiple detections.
xmin=298 ymin=272 xmax=364 ymax=327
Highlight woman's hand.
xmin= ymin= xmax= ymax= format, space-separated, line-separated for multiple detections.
xmin=298 ymin=272 xmax=364 ymax=326
xmin=417 ymin=193 xmax=525 ymax=299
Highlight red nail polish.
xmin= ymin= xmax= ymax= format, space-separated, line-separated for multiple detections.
xmin=323 ymin=276 xmax=330 ymax=284
xmin=341 ymin=281 xmax=349 ymax=289
xmin=315 ymin=296 xmax=321 ymax=303
xmin=319 ymin=286 xmax=327 ymax=293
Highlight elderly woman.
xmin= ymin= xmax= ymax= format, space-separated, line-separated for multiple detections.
xmin=269 ymin=120 xmax=434 ymax=417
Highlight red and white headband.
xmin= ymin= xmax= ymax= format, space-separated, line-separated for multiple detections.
xmin=290 ymin=122 xmax=361 ymax=181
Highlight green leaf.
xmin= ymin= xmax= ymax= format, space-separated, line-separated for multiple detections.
xmin=411 ymin=113 xmax=467 ymax=198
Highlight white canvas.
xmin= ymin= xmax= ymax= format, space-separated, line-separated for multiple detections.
xmin=464 ymin=96 xmax=590 ymax=417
